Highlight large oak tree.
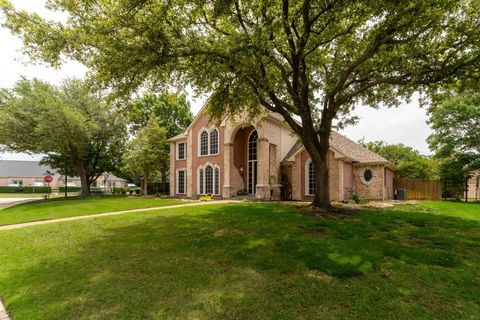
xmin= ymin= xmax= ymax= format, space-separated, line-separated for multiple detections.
xmin=0 ymin=78 xmax=127 ymax=196
xmin=2 ymin=0 xmax=480 ymax=207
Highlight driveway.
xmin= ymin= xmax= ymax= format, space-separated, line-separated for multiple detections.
xmin=0 ymin=198 xmax=38 ymax=209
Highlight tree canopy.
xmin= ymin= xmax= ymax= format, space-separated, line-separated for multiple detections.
xmin=127 ymin=92 xmax=193 ymax=138
xmin=360 ymin=140 xmax=437 ymax=179
xmin=428 ymin=91 xmax=480 ymax=160
xmin=428 ymin=89 xmax=480 ymax=198
xmin=3 ymin=0 xmax=480 ymax=207
xmin=0 ymin=78 xmax=127 ymax=195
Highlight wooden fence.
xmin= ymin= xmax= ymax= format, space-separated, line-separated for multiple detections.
xmin=393 ymin=178 xmax=442 ymax=200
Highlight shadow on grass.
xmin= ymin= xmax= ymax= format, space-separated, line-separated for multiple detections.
xmin=2 ymin=203 xmax=480 ymax=319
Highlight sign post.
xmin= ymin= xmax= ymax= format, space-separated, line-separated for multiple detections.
xmin=43 ymin=175 xmax=53 ymax=200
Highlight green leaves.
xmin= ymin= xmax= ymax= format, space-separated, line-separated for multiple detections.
xmin=428 ymin=91 xmax=480 ymax=158
xmin=0 ymin=78 xmax=128 ymax=191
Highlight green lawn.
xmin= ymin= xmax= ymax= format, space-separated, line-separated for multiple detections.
xmin=418 ymin=200 xmax=480 ymax=221
xmin=0 ymin=201 xmax=479 ymax=319
xmin=0 ymin=196 xmax=184 ymax=226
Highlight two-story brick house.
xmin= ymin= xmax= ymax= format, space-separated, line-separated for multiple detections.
xmin=168 ymin=105 xmax=395 ymax=201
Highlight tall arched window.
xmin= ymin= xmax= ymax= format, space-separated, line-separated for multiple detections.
xmin=248 ymin=130 xmax=258 ymax=194
xmin=198 ymin=165 xmax=220 ymax=195
xmin=308 ymin=161 xmax=316 ymax=195
xmin=205 ymin=166 xmax=213 ymax=194
xmin=214 ymin=167 xmax=220 ymax=195
xmin=199 ymin=168 xmax=204 ymax=194
xmin=210 ymin=129 xmax=219 ymax=154
xmin=200 ymin=131 xmax=209 ymax=155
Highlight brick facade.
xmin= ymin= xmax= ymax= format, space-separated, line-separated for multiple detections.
xmin=169 ymin=110 xmax=395 ymax=201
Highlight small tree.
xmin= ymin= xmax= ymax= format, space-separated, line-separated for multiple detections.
xmin=428 ymin=90 xmax=480 ymax=197
xmin=122 ymin=117 xmax=168 ymax=195
xmin=0 ymin=78 xmax=127 ymax=195
xmin=127 ymin=93 xmax=193 ymax=192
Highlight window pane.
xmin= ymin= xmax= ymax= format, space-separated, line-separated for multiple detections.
xmin=248 ymin=130 xmax=258 ymax=194
xmin=205 ymin=166 xmax=213 ymax=194
xmin=214 ymin=168 xmax=220 ymax=195
xmin=210 ymin=130 xmax=219 ymax=154
xmin=178 ymin=170 xmax=186 ymax=194
xmin=200 ymin=131 xmax=208 ymax=155
xmin=248 ymin=130 xmax=258 ymax=161
xmin=309 ymin=162 xmax=315 ymax=195
xmin=199 ymin=169 xmax=204 ymax=194
xmin=178 ymin=143 xmax=185 ymax=159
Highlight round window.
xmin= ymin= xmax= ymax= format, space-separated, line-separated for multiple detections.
xmin=363 ymin=169 xmax=373 ymax=182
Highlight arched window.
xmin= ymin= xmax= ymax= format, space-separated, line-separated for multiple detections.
xmin=199 ymin=168 xmax=204 ymax=194
xmin=214 ymin=167 xmax=220 ymax=195
xmin=200 ymin=131 xmax=209 ymax=155
xmin=308 ymin=161 xmax=316 ymax=195
xmin=198 ymin=165 xmax=220 ymax=195
xmin=210 ymin=129 xmax=219 ymax=154
xmin=205 ymin=166 xmax=213 ymax=194
xmin=247 ymin=130 xmax=258 ymax=194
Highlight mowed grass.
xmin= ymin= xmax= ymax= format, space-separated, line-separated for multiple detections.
xmin=0 ymin=202 xmax=479 ymax=319
xmin=419 ymin=200 xmax=480 ymax=221
xmin=0 ymin=196 xmax=184 ymax=226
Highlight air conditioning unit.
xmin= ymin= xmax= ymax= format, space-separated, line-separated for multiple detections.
xmin=395 ymin=188 xmax=406 ymax=201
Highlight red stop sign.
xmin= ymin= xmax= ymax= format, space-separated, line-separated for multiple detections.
xmin=44 ymin=175 xmax=53 ymax=183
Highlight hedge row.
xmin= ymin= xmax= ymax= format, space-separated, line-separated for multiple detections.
xmin=113 ymin=187 xmax=142 ymax=195
xmin=59 ymin=186 xmax=82 ymax=192
xmin=0 ymin=186 xmax=52 ymax=193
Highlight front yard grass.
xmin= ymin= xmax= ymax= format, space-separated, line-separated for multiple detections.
xmin=0 ymin=201 xmax=479 ymax=319
xmin=0 ymin=196 xmax=184 ymax=226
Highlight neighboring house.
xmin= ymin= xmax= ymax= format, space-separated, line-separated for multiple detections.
xmin=0 ymin=160 xmax=128 ymax=189
xmin=168 ymin=106 xmax=395 ymax=201
xmin=466 ymin=169 xmax=480 ymax=200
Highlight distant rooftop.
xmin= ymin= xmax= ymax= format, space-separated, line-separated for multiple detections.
xmin=0 ymin=160 xmax=126 ymax=181
xmin=0 ymin=160 xmax=57 ymax=178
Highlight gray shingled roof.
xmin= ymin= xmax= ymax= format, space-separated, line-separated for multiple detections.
xmin=0 ymin=160 xmax=57 ymax=177
xmin=0 ymin=160 xmax=127 ymax=181
xmin=282 ymin=132 xmax=389 ymax=165
xmin=329 ymin=132 xmax=389 ymax=164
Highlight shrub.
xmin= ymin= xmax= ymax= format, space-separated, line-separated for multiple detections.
xmin=59 ymin=186 xmax=81 ymax=192
xmin=199 ymin=195 xmax=214 ymax=201
xmin=0 ymin=186 xmax=51 ymax=193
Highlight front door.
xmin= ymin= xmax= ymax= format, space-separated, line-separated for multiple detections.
xmin=247 ymin=130 xmax=258 ymax=195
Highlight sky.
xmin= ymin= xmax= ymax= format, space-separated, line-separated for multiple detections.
xmin=0 ymin=0 xmax=433 ymax=161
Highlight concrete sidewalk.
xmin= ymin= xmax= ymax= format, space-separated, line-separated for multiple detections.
xmin=0 ymin=200 xmax=240 ymax=231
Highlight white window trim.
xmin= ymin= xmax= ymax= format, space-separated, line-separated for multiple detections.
xmin=359 ymin=167 xmax=376 ymax=185
xmin=176 ymin=168 xmax=187 ymax=194
xmin=197 ymin=127 xmax=220 ymax=157
xmin=305 ymin=158 xmax=315 ymax=196
xmin=197 ymin=163 xmax=221 ymax=195
xmin=176 ymin=141 xmax=187 ymax=160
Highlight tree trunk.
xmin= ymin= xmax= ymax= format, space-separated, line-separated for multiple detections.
xmin=311 ymin=152 xmax=331 ymax=209
xmin=143 ymin=174 xmax=148 ymax=195
xmin=76 ymin=163 xmax=91 ymax=196
xmin=301 ymin=125 xmax=332 ymax=209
